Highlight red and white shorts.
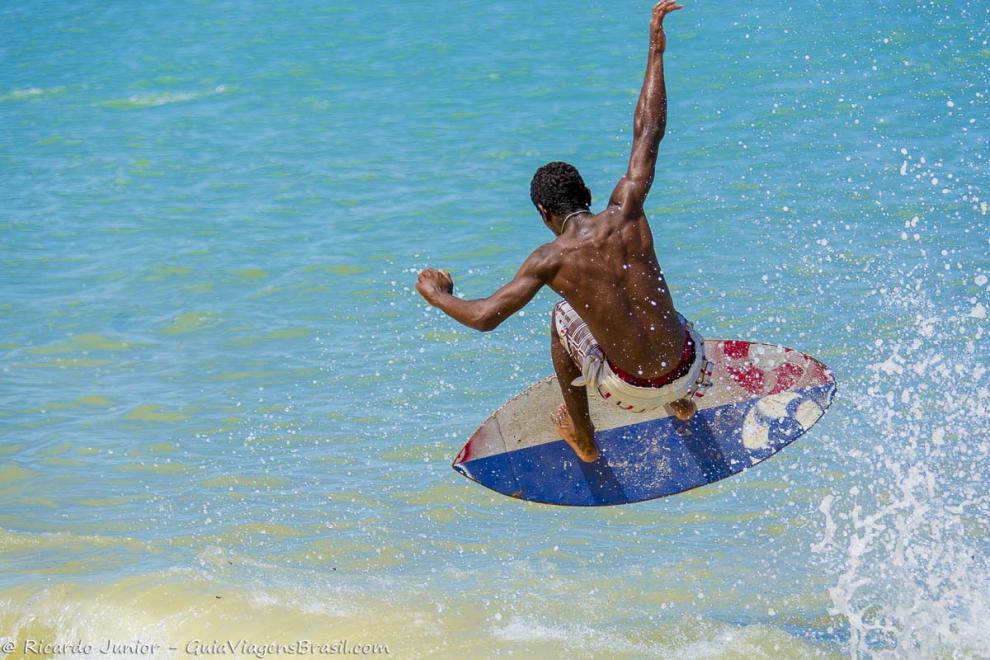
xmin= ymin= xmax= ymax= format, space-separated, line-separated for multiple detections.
xmin=552 ymin=300 xmax=707 ymax=413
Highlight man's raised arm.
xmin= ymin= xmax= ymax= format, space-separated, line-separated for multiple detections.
xmin=609 ymin=1 xmax=682 ymax=214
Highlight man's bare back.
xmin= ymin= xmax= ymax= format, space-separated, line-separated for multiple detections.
xmin=416 ymin=1 xmax=692 ymax=462
xmin=537 ymin=204 xmax=684 ymax=379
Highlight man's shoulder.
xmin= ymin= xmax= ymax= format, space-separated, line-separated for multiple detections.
xmin=530 ymin=241 xmax=562 ymax=263
xmin=600 ymin=202 xmax=647 ymax=223
xmin=522 ymin=242 xmax=564 ymax=279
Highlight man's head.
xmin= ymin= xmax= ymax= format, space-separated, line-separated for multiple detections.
xmin=530 ymin=161 xmax=592 ymax=232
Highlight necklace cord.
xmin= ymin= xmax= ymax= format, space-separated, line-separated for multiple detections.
xmin=560 ymin=209 xmax=591 ymax=233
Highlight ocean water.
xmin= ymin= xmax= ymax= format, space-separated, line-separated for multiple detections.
xmin=1 ymin=0 xmax=988 ymax=657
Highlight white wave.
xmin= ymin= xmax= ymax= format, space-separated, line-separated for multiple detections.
xmin=814 ymin=257 xmax=990 ymax=658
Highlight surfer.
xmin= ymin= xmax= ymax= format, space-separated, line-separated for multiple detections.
xmin=416 ymin=1 xmax=704 ymax=462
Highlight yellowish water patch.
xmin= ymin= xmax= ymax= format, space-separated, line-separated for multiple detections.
xmin=81 ymin=394 xmax=114 ymax=406
xmin=124 ymin=404 xmax=189 ymax=423
xmin=422 ymin=507 xmax=459 ymax=524
xmin=321 ymin=491 xmax=382 ymax=509
xmin=448 ymin=244 xmax=507 ymax=259
xmin=423 ymin=329 xmax=468 ymax=342
xmin=160 ymin=311 xmax=217 ymax=334
xmin=145 ymin=442 xmax=178 ymax=454
xmin=267 ymin=326 xmax=311 ymax=340
xmin=675 ymin=483 xmax=723 ymax=501
xmin=0 ymin=570 xmax=841 ymax=658
xmin=35 ymin=135 xmax=81 ymax=146
xmin=764 ymin=522 xmax=789 ymax=536
xmin=78 ymin=496 xmax=141 ymax=507
xmin=232 ymin=267 xmax=268 ymax=281
xmin=209 ymin=370 xmax=279 ymax=382
xmin=0 ymin=575 xmax=371 ymax=651
xmin=185 ymin=282 xmax=215 ymax=294
xmin=379 ymin=444 xmax=449 ymax=463
xmin=145 ymin=264 xmax=193 ymax=281
xmin=190 ymin=417 xmax=244 ymax=436
xmin=227 ymin=326 xmax=312 ymax=348
xmin=316 ymin=455 xmax=350 ymax=466
xmin=16 ymin=496 xmax=58 ymax=508
xmin=14 ymin=358 xmax=113 ymax=369
xmin=201 ymin=475 xmax=289 ymax=489
xmin=0 ymin=443 xmax=26 ymax=456
xmin=41 ymin=457 xmax=87 ymax=467
xmin=290 ymin=539 xmax=406 ymax=570
xmin=730 ymin=182 xmax=761 ymax=191
xmin=402 ymin=483 xmax=468 ymax=507
xmin=0 ymin=527 xmax=150 ymax=553
xmin=116 ymin=461 xmax=191 ymax=475
xmin=661 ymin=509 xmax=770 ymax=525
xmin=228 ymin=522 xmax=308 ymax=540
xmin=29 ymin=334 xmax=137 ymax=354
xmin=0 ymin=465 xmax=37 ymax=484
xmin=31 ymin=557 xmax=129 ymax=576
xmin=353 ymin=372 xmax=387 ymax=387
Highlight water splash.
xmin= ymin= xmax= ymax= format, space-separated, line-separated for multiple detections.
xmin=814 ymin=257 xmax=990 ymax=657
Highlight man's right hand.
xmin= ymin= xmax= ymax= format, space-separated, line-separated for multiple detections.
xmin=416 ymin=268 xmax=454 ymax=306
xmin=651 ymin=0 xmax=683 ymax=52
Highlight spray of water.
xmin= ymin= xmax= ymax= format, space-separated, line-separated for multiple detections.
xmin=814 ymin=253 xmax=990 ymax=656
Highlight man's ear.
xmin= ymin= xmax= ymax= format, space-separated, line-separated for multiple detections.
xmin=536 ymin=203 xmax=551 ymax=223
xmin=583 ymin=186 xmax=592 ymax=207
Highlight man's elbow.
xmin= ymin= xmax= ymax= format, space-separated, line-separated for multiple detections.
xmin=645 ymin=125 xmax=664 ymax=144
xmin=633 ymin=116 xmax=664 ymax=141
xmin=475 ymin=305 xmax=510 ymax=332
xmin=476 ymin=314 xmax=501 ymax=332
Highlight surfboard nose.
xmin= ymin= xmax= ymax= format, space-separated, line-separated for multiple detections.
xmin=451 ymin=452 xmax=469 ymax=476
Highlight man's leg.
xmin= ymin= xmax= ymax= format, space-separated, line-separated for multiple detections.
xmin=550 ymin=318 xmax=600 ymax=462
xmin=666 ymin=327 xmax=700 ymax=421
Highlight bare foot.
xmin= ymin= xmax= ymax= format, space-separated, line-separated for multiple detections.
xmin=551 ymin=403 xmax=599 ymax=462
xmin=667 ymin=397 xmax=697 ymax=421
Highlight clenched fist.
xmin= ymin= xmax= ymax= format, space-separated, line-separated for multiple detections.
xmin=416 ymin=268 xmax=454 ymax=305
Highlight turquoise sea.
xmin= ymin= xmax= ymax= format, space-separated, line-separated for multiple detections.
xmin=2 ymin=1 xmax=988 ymax=657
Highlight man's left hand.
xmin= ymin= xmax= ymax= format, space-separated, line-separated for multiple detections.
xmin=416 ymin=268 xmax=454 ymax=305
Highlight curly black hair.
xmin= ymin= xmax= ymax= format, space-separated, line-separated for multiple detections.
xmin=530 ymin=162 xmax=591 ymax=217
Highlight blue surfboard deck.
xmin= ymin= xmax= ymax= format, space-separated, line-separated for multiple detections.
xmin=452 ymin=340 xmax=836 ymax=506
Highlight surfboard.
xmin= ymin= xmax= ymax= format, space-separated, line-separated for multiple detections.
xmin=452 ymin=339 xmax=836 ymax=506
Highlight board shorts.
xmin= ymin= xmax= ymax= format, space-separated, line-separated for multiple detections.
xmin=552 ymin=300 xmax=709 ymax=414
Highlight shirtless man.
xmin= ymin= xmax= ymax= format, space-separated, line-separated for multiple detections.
xmin=416 ymin=1 xmax=704 ymax=462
